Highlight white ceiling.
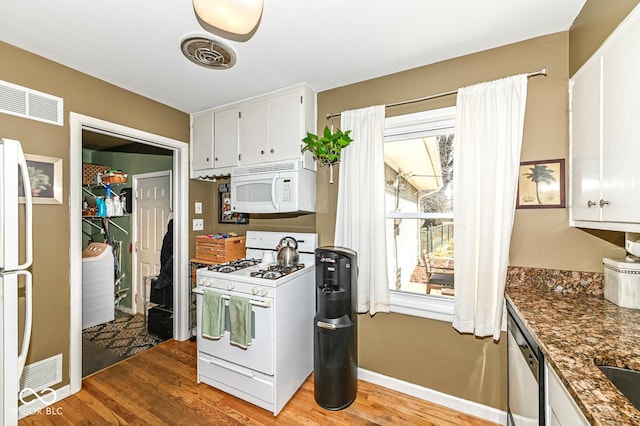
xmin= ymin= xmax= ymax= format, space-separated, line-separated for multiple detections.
xmin=0 ymin=0 xmax=586 ymax=114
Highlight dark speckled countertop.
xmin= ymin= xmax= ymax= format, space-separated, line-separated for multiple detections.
xmin=506 ymin=267 xmax=640 ymax=425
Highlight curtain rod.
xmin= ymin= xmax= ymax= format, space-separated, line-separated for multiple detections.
xmin=325 ymin=66 xmax=548 ymax=119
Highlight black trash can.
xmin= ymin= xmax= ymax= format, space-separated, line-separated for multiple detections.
xmin=313 ymin=247 xmax=358 ymax=410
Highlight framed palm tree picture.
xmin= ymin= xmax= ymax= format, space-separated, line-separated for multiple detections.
xmin=516 ymin=159 xmax=565 ymax=209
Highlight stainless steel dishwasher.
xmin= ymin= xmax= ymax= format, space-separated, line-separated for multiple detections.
xmin=507 ymin=301 xmax=545 ymax=425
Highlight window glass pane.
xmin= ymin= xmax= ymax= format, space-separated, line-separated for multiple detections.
xmin=384 ymin=117 xmax=455 ymax=298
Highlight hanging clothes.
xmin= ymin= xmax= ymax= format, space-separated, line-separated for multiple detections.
xmin=151 ymin=219 xmax=173 ymax=308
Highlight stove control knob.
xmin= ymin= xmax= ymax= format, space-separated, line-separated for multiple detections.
xmin=260 ymin=287 xmax=269 ymax=296
xmin=252 ymin=287 xmax=259 ymax=295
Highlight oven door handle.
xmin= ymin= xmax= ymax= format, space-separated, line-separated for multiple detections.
xmin=207 ymin=357 xmax=255 ymax=378
xmin=193 ymin=287 xmax=272 ymax=308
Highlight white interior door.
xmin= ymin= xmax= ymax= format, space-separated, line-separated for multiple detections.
xmin=133 ymin=171 xmax=171 ymax=315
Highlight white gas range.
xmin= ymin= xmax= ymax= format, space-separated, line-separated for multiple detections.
xmin=193 ymin=231 xmax=317 ymax=416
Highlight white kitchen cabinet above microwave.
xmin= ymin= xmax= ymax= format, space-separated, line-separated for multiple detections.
xmin=569 ymin=5 xmax=640 ymax=232
xmin=190 ymin=83 xmax=316 ymax=179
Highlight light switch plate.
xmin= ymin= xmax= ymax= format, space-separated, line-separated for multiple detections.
xmin=193 ymin=218 xmax=204 ymax=231
xmin=195 ymin=201 xmax=202 ymax=214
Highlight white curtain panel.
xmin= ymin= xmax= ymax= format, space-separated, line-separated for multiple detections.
xmin=336 ymin=105 xmax=389 ymax=314
xmin=452 ymin=74 xmax=528 ymax=340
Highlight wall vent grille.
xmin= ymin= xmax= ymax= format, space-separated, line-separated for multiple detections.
xmin=19 ymin=353 xmax=63 ymax=392
xmin=0 ymin=80 xmax=63 ymax=126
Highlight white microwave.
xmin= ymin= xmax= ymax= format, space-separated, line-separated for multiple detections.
xmin=230 ymin=161 xmax=316 ymax=213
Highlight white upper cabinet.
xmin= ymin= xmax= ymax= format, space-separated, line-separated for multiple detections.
xmin=191 ymin=112 xmax=214 ymax=172
xmin=570 ymin=57 xmax=601 ymax=223
xmin=190 ymin=83 xmax=316 ymax=179
xmin=213 ymin=107 xmax=240 ymax=170
xmin=569 ymin=5 xmax=640 ymax=231
xmin=239 ymin=85 xmax=315 ymax=166
xmin=238 ymin=99 xmax=269 ymax=165
xmin=190 ymin=107 xmax=239 ymax=177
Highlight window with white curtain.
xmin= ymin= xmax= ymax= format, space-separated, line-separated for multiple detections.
xmin=384 ymin=107 xmax=456 ymax=320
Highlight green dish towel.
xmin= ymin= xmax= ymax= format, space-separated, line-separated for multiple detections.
xmin=229 ymin=296 xmax=252 ymax=349
xmin=202 ymin=291 xmax=224 ymax=340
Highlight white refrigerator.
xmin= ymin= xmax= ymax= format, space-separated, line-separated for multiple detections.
xmin=1 ymin=139 xmax=33 ymax=425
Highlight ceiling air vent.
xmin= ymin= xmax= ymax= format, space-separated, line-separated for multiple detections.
xmin=181 ymin=36 xmax=236 ymax=69
xmin=0 ymin=80 xmax=63 ymax=126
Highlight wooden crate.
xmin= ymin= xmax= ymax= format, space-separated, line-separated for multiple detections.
xmin=82 ymin=163 xmax=110 ymax=185
xmin=195 ymin=236 xmax=246 ymax=264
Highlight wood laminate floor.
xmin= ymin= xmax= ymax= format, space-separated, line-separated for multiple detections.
xmin=19 ymin=340 xmax=499 ymax=425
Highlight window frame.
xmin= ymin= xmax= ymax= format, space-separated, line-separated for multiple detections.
xmin=384 ymin=106 xmax=456 ymax=322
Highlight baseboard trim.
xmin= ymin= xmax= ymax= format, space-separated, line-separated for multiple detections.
xmin=18 ymin=384 xmax=71 ymax=419
xmin=358 ymin=368 xmax=506 ymax=424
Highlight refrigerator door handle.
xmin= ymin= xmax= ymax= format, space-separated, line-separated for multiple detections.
xmin=17 ymin=142 xmax=33 ymax=270
xmin=17 ymin=270 xmax=32 ymax=376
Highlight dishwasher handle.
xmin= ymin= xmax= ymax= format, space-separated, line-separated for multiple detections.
xmin=508 ymin=314 xmax=540 ymax=380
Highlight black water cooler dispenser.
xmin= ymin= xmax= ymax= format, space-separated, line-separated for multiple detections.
xmin=313 ymin=247 xmax=358 ymax=410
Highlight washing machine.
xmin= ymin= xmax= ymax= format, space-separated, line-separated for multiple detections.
xmin=82 ymin=242 xmax=115 ymax=329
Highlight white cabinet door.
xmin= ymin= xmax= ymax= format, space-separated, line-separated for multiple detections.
xmin=601 ymin=15 xmax=640 ymax=223
xmin=191 ymin=113 xmax=214 ymax=171
xmin=546 ymin=365 xmax=589 ymax=426
xmin=570 ymin=57 xmax=602 ymax=222
xmin=239 ymin=99 xmax=268 ymax=165
xmin=268 ymin=90 xmax=304 ymax=163
xmin=569 ymin=6 xmax=640 ymax=231
xmin=213 ymin=108 xmax=239 ymax=169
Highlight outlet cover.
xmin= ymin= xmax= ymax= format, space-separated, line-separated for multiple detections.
xmin=195 ymin=201 xmax=203 ymax=214
xmin=193 ymin=218 xmax=204 ymax=231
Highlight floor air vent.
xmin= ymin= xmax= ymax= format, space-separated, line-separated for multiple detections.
xmin=19 ymin=354 xmax=63 ymax=393
xmin=0 ymin=80 xmax=64 ymax=126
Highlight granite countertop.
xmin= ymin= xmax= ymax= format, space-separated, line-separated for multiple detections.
xmin=506 ymin=267 xmax=640 ymax=425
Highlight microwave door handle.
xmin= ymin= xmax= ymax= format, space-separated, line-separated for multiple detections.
xmin=271 ymin=175 xmax=279 ymax=210
xmin=17 ymin=143 xmax=33 ymax=269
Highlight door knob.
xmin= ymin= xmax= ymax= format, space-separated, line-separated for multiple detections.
xmin=599 ymin=199 xmax=610 ymax=208
xmin=587 ymin=200 xmax=596 ymax=208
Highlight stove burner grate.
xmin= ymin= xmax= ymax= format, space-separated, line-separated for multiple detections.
xmin=249 ymin=263 xmax=306 ymax=279
xmin=207 ymin=258 xmax=260 ymax=273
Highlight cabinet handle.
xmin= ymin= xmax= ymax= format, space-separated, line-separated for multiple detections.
xmin=599 ymin=199 xmax=610 ymax=208
xmin=214 ymin=157 xmax=218 ymax=161
xmin=270 ymin=149 xmax=274 ymax=154
xmin=587 ymin=200 xmax=596 ymax=208
xmin=205 ymin=157 xmax=210 ymax=162
xmin=260 ymin=150 xmax=265 ymax=155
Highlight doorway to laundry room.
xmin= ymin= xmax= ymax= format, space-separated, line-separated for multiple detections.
xmin=80 ymin=129 xmax=174 ymax=377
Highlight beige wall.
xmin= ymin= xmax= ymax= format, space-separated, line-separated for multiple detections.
xmin=0 ymin=41 xmax=190 ymax=389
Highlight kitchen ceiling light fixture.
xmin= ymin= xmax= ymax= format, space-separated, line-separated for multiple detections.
xmin=181 ymin=36 xmax=237 ymax=69
xmin=192 ymin=0 xmax=263 ymax=36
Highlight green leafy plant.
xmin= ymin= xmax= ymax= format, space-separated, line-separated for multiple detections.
xmin=27 ymin=166 xmax=51 ymax=196
xmin=301 ymin=126 xmax=353 ymax=166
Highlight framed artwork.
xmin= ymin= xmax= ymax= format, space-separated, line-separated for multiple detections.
xmin=218 ymin=183 xmax=249 ymax=224
xmin=517 ymin=159 xmax=565 ymax=209
xmin=18 ymin=154 xmax=63 ymax=204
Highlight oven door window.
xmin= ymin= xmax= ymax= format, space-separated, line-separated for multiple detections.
xmin=197 ymin=289 xmax=274 ymax=375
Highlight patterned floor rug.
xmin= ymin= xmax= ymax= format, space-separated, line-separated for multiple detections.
xmin=82 ymin=312 xmax=166 ymax=359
